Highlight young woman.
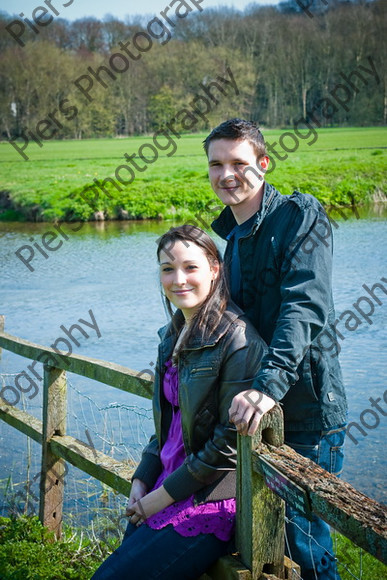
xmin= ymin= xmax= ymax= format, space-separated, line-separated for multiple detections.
xmin=92 ymin=225 xmax=266 ymax=580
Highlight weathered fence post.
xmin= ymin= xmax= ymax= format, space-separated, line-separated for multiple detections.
xmin=39 ymin=364 xmax=67 ymax=539
xmin=237 ymin=404 xmax=285 ymax=579
xmin=0 ymin=315 xmax=4 ymax=359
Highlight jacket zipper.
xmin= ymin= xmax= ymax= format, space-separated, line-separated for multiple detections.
xmin=191 ymin=366 xmax=213 ymax=374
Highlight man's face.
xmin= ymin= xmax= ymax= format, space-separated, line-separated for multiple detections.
xmin=207 ymin=139 xmax=269 ymax=219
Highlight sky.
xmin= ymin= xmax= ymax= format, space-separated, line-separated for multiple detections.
xmin=0 ymin=0 xmax=282 ymax=21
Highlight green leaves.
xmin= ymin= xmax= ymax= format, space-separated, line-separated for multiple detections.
xmin=0 ymin=516 xmax=113 ymax=580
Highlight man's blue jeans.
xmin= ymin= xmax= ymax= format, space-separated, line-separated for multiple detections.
xmin=91 ymin=521 xmax=231 ymax=579
xmin=284 ymin=425 xmax=346 ymax=580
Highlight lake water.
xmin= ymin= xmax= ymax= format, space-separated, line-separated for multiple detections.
xmin=0 ymin=206 xmax=386 ymax=512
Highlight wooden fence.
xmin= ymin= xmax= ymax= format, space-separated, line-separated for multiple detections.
xmin=0 ymin=322 xmax=386 ymax=579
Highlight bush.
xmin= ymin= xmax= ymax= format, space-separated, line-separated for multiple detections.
xmin=334 ymin=532 xmax=387 ymax=579
xmin=0 ymin=516 xmax=118 ymax=580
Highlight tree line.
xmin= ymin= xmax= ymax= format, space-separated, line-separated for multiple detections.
xmin=0 ymin=0 xmax=385 ymax=142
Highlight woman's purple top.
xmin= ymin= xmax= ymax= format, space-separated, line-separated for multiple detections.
xmin=145 ymin=359 xmax=236 ymax=541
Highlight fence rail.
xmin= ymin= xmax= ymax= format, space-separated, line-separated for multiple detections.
xmin=0 ymin=323 xmax=386 ymax=579
xmin=0 ymin=329 xmax=153 ymax=399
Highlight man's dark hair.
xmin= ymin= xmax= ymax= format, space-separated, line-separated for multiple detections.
xmin=203 ymin=118 xmax=267 ymax=159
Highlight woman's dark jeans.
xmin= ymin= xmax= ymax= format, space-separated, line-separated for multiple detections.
xmin=91 ymin=521 xmax=231 ymax=580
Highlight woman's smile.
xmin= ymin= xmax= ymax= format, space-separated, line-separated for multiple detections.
xmin=172 ymin=288 xmax=193 ymax=294
xmin=159 ymin=240 xmax=218 ymax=321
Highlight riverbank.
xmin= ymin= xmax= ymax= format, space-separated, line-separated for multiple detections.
xmin=0 ymin=128 xmax=386 ymax=222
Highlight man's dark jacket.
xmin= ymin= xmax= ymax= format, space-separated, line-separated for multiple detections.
xmin=212 ymin=183 xmax=347 ymax=432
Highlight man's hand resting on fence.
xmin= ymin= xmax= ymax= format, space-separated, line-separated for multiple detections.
xmin=229 ymin=389 xmax=276 ymax=436
xmin=126 ymin=480 xmax=174 ymax=526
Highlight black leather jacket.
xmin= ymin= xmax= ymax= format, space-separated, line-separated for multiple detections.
xmin=133 ymin=302 xmax=266 ymax=504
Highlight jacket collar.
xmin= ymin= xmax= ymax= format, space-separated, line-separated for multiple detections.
xmin=211 ymin=182 xmax=280 ymax=240
xmin=158 ymin=301 xmax=244 ymax=352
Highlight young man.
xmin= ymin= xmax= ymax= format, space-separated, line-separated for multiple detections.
xmin=204 ymin=118 xmax=347 ymax=580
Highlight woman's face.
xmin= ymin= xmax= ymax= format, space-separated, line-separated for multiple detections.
xmin=159 ymin=240 xmax=219 ymax=321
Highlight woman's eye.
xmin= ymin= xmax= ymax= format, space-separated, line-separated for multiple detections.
xmin=162 ymin=267 xmax=173 ymax=272
xmin=187 ymin=265 xmax=198 ymax=270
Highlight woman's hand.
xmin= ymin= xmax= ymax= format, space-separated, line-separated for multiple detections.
xmin=126 ymin=485 xmax=174 ymax=527
xmin=126 ymin=479 xmax=148 ymax=514
xmin=229 ymin=389 xmax=276 ymax=436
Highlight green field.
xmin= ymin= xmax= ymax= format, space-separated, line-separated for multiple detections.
xmin=0 ymin=127 xmax=386 ymax=222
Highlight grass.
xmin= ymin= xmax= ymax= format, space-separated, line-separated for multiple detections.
xmin=0 ymin=127 xmax=386 ymax=222
xmin=0 ymin=515 xmax=119 ymax=579
xmin=0 ymin=515 xmax=385 ymax=579
xmin=334 ymin=532 xmax=387 ymax=579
